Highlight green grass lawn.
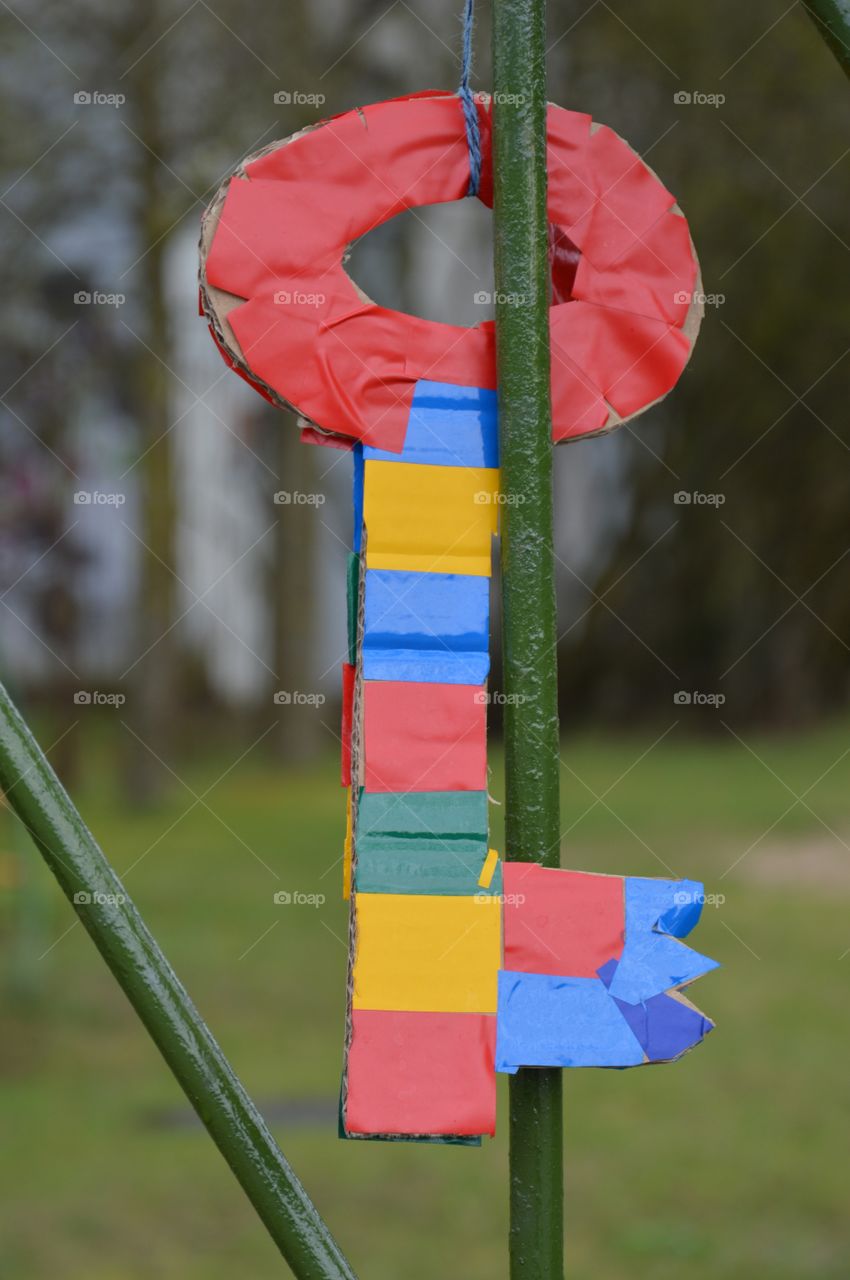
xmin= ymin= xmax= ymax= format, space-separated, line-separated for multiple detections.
xmin=1 ymin=717 xmax=848 ymax=1278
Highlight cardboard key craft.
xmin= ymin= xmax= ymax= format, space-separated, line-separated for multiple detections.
xmin=199 ymin=91 xmax=715 ymax=1144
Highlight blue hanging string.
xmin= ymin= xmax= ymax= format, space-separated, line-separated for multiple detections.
xmin=458 ymin=0 xmax=481 ymax=197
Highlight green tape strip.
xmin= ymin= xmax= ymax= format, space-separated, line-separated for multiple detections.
xmin=358 ymin=788 xmax=489 ymax=839
xmin=354 ymin=789 xmax=500 ymax=896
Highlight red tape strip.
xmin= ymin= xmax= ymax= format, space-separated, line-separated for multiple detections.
xmin=201 ymin=91 xmax=699 ymax=451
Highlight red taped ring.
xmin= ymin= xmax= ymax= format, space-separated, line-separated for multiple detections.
xmin=200 ymin=91 xmax=701 ymax=451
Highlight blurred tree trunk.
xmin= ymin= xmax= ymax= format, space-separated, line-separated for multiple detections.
xmin=121 ymin=9 xmax=179 ymax=802
xmin=271 ymin=419 xmax=322 ymax=764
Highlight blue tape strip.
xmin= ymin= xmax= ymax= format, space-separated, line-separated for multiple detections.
xmin=352 ymin=443 xmax=364 ymax=553
xmin=362 ymin=569 xmax=490 ymax=685
xmin=495 ymin=971 xmax=645 ymax=1073
xmin=362 ymin=649 xmax=490 ymax=684
xmin=363 ymin=380 xmax=499 ymax=469
xmin=623 ymin=877 xmax=704 ymax=937
xmin=605 ymin=878 xmax=719 ymax=1006
xmin=612 ymin=986 xmax=714 ymax=1063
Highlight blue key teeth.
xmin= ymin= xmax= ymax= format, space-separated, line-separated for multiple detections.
xmin=604 ymin=877 xmax=720 ymax=1006
xmin=606 ymin=935 xmax=719 ymax=1006
xmin=494 ymin=873 xmax=718 ymax=1073
xmin=611 ymin=988 xmax=715 ymax=1063
xmin=495 ymin=972 xmax=645 ymax=1073
xmin=495 ymin=964 xmax=716 ymax=1073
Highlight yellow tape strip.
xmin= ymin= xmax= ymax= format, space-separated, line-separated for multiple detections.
xmin=352 ymin=892 xmax=500 ymax=1013
xmin=477 ymin=847 xmax=499 ymax=890
xmin=363 ymin=459 xmax=499 ymax=577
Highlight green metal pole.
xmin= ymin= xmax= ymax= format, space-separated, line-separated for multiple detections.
xmin=801 ymin=0 xmax=850 ymax=77
xmin=491 ymin=3 xmax=564 ymax=1279
xmin=0 ymin=681 xmax=356 ymax=1280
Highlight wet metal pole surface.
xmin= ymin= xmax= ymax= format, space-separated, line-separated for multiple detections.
xmin=491 ymin=1 xmax=565 ymax=1276
xmin=0 ymin=682 xmax=357 ymax=1280
xmin=802 ymin=0 xmax=850 ymax=77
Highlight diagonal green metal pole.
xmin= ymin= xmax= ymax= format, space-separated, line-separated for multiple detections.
xmin=491 ymin=2 xmax=564 ymax=1278
xmin=0 ymin=681 xmax=356 ymax=1280
xmin=801 ymin=0 xmax=850 ymax=76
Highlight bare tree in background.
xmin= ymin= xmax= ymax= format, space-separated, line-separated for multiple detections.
xmin=0 ymin=0 xmax=333 ymax=790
